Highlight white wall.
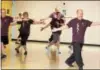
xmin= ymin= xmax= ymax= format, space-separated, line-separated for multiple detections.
xmin=12 ymin=1 xmax=100 ymax=44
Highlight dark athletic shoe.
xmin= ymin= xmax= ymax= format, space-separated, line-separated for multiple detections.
xmin=45 ymin=47 xmax=48 ymax=49
xmin=1 ymin=54 xmax=7 ymax=59
xmin=58 ymin=51 xmax=61 ymax=54
xmin=79 ymin=66 xmax=83 ymax=70
xmin=24 ymin=51 xmax=27 ymax=55
xmin=45 ymin=47 xmax=49 ymax=52
xmin=45 ymin=47 xmax=50 ymax=55
xmin=15 ymin=48 xmax=19 ymax=53
xmin=65 ymin=61 xmax=74 ymax=67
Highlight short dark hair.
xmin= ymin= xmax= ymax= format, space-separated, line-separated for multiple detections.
xmin=23 ymin=12 xmax=28 ymax=16
xmin=19 ymin=13 xmax=22 ymax=16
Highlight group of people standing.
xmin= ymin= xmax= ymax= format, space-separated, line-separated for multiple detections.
xmin=1 ymin=9 xmax=44 ymax=58
xmin=1 ymin=8 xmax=100 ymax=70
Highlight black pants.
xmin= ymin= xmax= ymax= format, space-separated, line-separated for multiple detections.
xmin=20 ymin=34 xmax=29 ymax=45
xmin=17 ymin=31 xmax=21 ymax=38
xmin=66 ymin=42 xmax=84 ymax=67
xmin=1 ymin=36 xmax=9 ymax=45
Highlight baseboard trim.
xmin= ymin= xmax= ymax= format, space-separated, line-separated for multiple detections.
xmin=12 ymin=39 xmax=100 ymax=47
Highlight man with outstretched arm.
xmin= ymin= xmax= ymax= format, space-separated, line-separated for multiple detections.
xmin=41 ymin=8 xmax=65 ymax=54
xmin=52 ymin=9 xmax=100 ymax=70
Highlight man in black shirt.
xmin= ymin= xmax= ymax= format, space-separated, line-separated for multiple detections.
xmin=41 ymin=8 xmax=65 ymax=54
xmin=15 ymin=12 xmax=43 ymax=55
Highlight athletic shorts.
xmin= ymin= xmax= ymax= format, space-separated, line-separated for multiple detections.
xmin=1 ymin=36 xmax=9 ymax=45
xmin=49 ymin=32 xmax=61 ymax=43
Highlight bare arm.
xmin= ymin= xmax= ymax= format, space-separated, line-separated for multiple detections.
xmin=91 ymin=22 xmax=100 ymax=26
xmin=10 ymin=17 xmax=22 ymax=26
xmin=52 ymin=24 xmax=69 ymax=32
xmin=10 ymin=21 xmax=17 ymax=26
xmin=41 ymin=23 xmax=50 ymax=31
xmin=10 ymin=19 xmax=17 ymax=26
xmin=33 ymin=19 xmax=45 ymax=24
xmin=42 ymin=17 xmax=50 ymax=20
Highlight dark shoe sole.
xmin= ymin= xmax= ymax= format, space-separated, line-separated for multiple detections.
xmin=24 ymin=51 xmax=27 ymax=55
xmin=65 ymin=61 xmax=74 ymax=67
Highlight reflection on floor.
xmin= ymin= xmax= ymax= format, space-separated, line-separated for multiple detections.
xmin=1 ymin=42 xmax=100 ymax=69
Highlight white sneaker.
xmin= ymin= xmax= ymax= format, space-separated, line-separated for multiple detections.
xmin=45 ymin=47 xmax=50 ymax=55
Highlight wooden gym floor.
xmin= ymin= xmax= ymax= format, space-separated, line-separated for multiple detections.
xmin=1 ymin=42 xmax=100 ymax=69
